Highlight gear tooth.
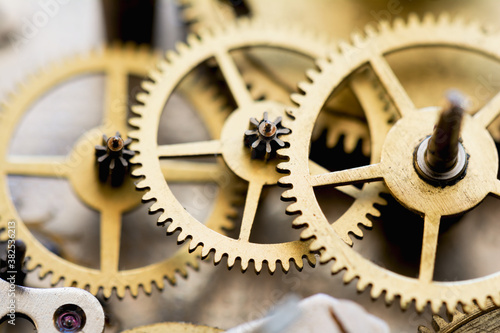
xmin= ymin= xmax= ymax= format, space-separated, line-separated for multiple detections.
xmin=290 ymin=93 xmax=305 ymax=106
xmin=226 ymin=254 xmax=236 ymax=268
xmin=297 ymin=81 xmax=310 ymax=94
xmin=50 ymin=273 xmax=61 ymax=285
xmin=148 ymin=69 xmax=163 ymax=82
xmin=213 ymin=249 xmax=224 ymax=264
xmin=89 ymin=284 xmax=99 ymax=296
xmin=350 ymin=31 xmax=364 ymax=49
xmin=131 ymin=104 xmax=145 ymax=116
xmin=186 ymin=33 xmax=200 ymax=47
xmin=281 ymin=259 xmax=290 ymax=272
xmin=400 ymin=296 xmax=412 ymax=310
xmin=286 ymin=202 xmax=301 ymax=215
xmin=165 ymin=220 xmax=178 ymax=233
xmin=430 ymin=301 xmax=443 ymax=314
xmin=342 ymin=269 xmax=356 ymax=284
xmin=393 ymin=17 xmax=406 ymax=30
xmin=385 ymin=291 xmax=395 ymax=304
xmin=370 ymin=284 xmax=384 ymax=299
xmin=189 ymin=240 xmax=199 ymax=252
xmin=141 ymin=80 xmax=155 ymax=92
xmin=378 ymin=20 xmax=392 ymax=33
xmin=103 ymin=287 xmax=113 ymax=299
xmin=424 ymin=12 xmax=437 ymax=25
xmin=293 ymin=256 xmax=305 ymax=270
xmin=116 ymin=285 xmax=126 ymax=298
xmin=305 ymin=69 xmax=320 ymax=82
xmin=267 ymin=260 xmax=277 ymax=273
xmin=462 ymin=303 xmax=476 ymax=314
xmin=331 ymin=261 xmax=345 ymax=274
xmin=135 ymin=178 xmax=150 ymax=191
xmin=300 ymin=227 xmax=315 ymax=240
xmin=417 ymin=326 xmax=432 ymax=333
xmin=165 ymin=50 xmax=179 ymax=63
xmin=175 ymin=41 xmax=190 ymax=54
xmin=280 ymin=188 xmax=295 ymax=200
xmin=200 ymin=246 xmax=211 ymax=259
xmin=407 ymin=12 xmax=420 ymax=26
xmin=155 ymin=278 xmax=165 ymax=291
xmin=254 ymin=260 xmax=263 ymax=273
xmin=364 ymin=24 xmax=378 ymax=38
xmin=432 ymin=314 xmax=448 ymax=329
xmin=143 ymin=282 xmax=152 ymax=295
xmin=315 ymin=58 xmax=330 ymax=71
xmin=135 ymin=92 xmax=149 ymax=104
xmin=149 ymin=202 xmax=163 ymax=214
xmin=338 ymin=40 xmax=355 ymax=56
xmin=309 ymin=239 xmax=323 ymax=253
xmin=475 ymin=297 xmax=489 ymax=310
xmin=129 ymin=284 xmax=139 ymax=297
xmin=177 ymin=230 xmax=188 ymax=243
xmin=357 ymin=278 xmax=370 ymax=292
xmin=241 ymin=259 xmax=249 ymax=272
xmin=415 ymin=298 xmax=428 ymax=313
xmin=491 ymin=294 xmax=500 ymax=307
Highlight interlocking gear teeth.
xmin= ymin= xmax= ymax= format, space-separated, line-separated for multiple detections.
xmin=130 ymin=19 xmax=344 ymax=274
xmin=278 ymin=13 xmax=500 ymax=313
xmin=0 ymin=43 xmax=237 ymax=299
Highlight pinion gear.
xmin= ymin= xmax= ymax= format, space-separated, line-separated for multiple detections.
xmin=244 ymin=111 xmax=290 ymax=160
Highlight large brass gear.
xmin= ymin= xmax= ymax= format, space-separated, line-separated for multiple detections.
xmin=278 ymin=14 xmax=500 ymax=313
xmin=0 ymin=44 xmax=236 ymax=298
xmin=128 ymin=19 xmax=363 ymax=273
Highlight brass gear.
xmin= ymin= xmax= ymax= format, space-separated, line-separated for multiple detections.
xmin=121 ymin=322 xmax=222 ymax=333
xmin=0 ymin=44 xmax=236 ymax=298
xmin=128 ymin=19 xmax=352 ymax=273
xmin=278 ymin=14 xmax=500 ymax=313
xmin=418 ymin=301 xmax=500 ymax=332
xmin=179 ymin=0 xmax=372 ymax=156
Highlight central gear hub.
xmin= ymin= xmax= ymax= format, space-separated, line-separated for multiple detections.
xmin=244 ymin=111 xmax=290 ymax=160
xmin=221 ymin=101 xmax=290 ymax=184
xmin=380 ymin=107 xmax=498 ymax=216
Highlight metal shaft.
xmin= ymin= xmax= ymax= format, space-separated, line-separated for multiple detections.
xmin=425 ymin=90 xmax=466 ymax=173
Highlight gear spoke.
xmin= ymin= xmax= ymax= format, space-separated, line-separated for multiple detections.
xmin=308 ymin=163 xmax=383 ymax=188
xmin=350 ymin=74 xmax=394 ymax=161
xmin=160 ymin=160 xmax=225 ymax=183
xmin=473 ymin=90 xmax=500 ymax=128
xmin=4 ymin=156 xmax=68 ymax=178
xmin=104 ymin=66 xmax=129 ymax=134
xmin=157 ymin=140 xmax=222 ymax=158
xmin=370 ymin=55 xmax=416 ymax=118
xmin=308 ymin=160 xmax=362 ymax=198
xmin=238 ymin=181 xmax=263 ymax=242
xmin=100 ymin=208 xmax=122 ymax=277
xmin=215 ymin=50 xmax=254 ymax=107
xmin=419 ymin=213 xmax=441 ymax=283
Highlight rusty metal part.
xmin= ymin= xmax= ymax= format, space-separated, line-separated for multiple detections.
xmin=0 ymin=44 xmax=236 ymax=298
xmin=278 ymin=14 xmax=500 ymax=313
xmin=0 ymin=278 xmax=105 ymax=332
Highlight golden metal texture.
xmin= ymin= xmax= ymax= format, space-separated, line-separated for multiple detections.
xmin=278 ymin=14 xmax=500 ymax=313
xmin=418 ymin=301 xmax=500 ymax=332
xmin=128 ymin=19 xmax=359 ymax=273
xmin=179 ymin=0 xmax=376 ymax=155
xmin=0 ymin=44 xmax=236 ymax=298
xmin=121 ymin=322 xmax=222 ymax=333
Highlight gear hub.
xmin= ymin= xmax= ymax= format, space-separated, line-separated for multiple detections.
xmin=95 ymin=132 xmax=135 ymax=187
